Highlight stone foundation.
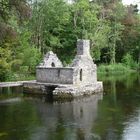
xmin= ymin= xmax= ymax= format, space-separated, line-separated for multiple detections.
xmin=23 ymin=81 xmax=103 ymax=99
xmin=53 ymin=82 xmax=103 ymax=99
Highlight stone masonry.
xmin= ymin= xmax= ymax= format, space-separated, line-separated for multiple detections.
xmin=24 ymin=39 xmax=103 ymax=98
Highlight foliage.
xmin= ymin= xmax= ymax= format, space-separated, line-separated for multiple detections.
xmin=122 ymin=53 xmax=139 ymax=70
xmin=0 ymin=46 xmax=12 ymax=81
xmin=98 ymin=63 xmax=134 ymax=74
xmin=17 ymin=30 xmax=41 ymax=73
xmin=0 ymin=0 xmax=140 ymax=81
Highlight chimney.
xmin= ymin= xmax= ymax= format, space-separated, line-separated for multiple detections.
xmin=77 ymin=39 xmax=90 ymax=57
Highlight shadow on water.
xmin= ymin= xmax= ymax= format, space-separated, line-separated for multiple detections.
xmin=0 ymin=72 xmax=140 ymax=140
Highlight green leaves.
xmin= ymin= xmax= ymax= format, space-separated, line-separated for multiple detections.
xmin=0 ymin=0 xmax=140 ymax=81
xmin=0 ymin=132 xmax=8 ymax=137
xmin=0 ymin=47 xmax=12 ymax=81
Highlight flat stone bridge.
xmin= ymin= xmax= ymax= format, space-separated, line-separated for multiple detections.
xmin=0 ymin=81 xmax=35 ymax=87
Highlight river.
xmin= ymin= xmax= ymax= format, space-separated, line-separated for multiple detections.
xmin=0 ymin=73 xmax=140 ymax=140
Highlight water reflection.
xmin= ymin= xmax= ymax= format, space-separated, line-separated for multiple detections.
xmin=94 ymin=72 xmax=140 ymax=140
xmin=30 ymin=93 xmax=103 ymax=140
xmin=122 ymin=108 xmax=140 ymax=140
xmin=0 ymin=86 xmax=23 ymax=100
xmin=0 ymin=100 xmax=41 ymax=140
xmin=0 ymin=73 xmax=140 ymax=140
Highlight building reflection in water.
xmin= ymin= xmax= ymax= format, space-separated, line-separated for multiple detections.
xmin=30 ymin=93 xmax=103 ymax=140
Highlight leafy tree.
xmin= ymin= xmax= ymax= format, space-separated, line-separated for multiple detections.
xmin=0 ymin=0 xmax=40 ymax=81
xmin=0 ymin=0 xmax=140 ymax=81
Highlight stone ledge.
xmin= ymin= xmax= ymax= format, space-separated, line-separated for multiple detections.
xmin=23 ymin=81 xmax=103 ymax=99
xmin=53 ymin=82 xmax=103 ymax=98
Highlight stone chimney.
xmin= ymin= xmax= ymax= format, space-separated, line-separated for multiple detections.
xmin=77 ymin=39 xmax=90 ymax=57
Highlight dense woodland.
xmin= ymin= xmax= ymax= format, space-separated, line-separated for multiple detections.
xmin=0 ymin=0 xmax=140 ymax=81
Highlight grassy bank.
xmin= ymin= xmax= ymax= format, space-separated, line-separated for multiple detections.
xmin=2 ymin=63 xmax=139 ymax=82
xmin=97 ymin=63 xmax=137 ymax=75
xmin=5 ymin=72 xmax=35 ymax=82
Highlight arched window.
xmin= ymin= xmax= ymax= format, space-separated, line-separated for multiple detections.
xmin=80 ymin=69 xmax=82 ymax=81
xmin=51 ymin=62 xmax=55 ymax=67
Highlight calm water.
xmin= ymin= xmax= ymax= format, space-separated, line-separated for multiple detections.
xmin=0 ymin=73 xmax=140 ymax=140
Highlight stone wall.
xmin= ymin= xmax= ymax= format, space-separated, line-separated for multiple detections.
xmin=36 ymin=67 xmax=74 ymax=84
xmin=36 ymin=39 xmax=99 ymax=86
xmin=38 ymin=51 xmax=63 ymax=67
xmin=72 ymin=64 xmax=97 ymax=86
xmin=71 ymin=40 xmax=97 ymax=86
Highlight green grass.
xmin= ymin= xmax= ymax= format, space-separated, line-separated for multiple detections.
xmin=97 ymin=63 xmax=136 ymax=75
xmin=6 ymin=72 xmax=35 ymax=82
xmin=3 ymin=63 xmax=138 ymax=82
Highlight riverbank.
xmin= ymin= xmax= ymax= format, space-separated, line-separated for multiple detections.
xmin=97 ymin=63 xmax=139 ymax=75
xmin=1 ymin=63 xmax=139 ymax=82
xmin=5 ymin=73 xmax=35 ymax=82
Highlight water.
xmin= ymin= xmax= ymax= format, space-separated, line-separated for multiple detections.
xmin=0 ymin=73 xmax=140 ymax=140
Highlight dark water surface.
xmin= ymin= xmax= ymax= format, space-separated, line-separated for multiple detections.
xmin=0 ymin=73 xmax=140 ymax=140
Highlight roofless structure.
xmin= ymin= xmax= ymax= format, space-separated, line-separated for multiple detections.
xmin=24 ymin=39 xmax=103 ymax=99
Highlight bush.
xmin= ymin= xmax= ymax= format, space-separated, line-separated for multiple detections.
xmin=122 ymin=53 xmax=138 ymax=69
xmin=0 ymin=59 xmax=11 ymax=81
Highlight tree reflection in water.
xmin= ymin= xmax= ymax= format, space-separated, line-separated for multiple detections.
xmin=0 ymin=73 xmax=140 ymax=140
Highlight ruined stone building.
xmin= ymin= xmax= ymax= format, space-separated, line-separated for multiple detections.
xmin=37 ymin=40 xmax=97 ymax=85
xmin=24 ymin=39 xmax=103 ymax=98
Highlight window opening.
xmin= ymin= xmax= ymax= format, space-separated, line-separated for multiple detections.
xmin=80 ymin=69 xmax=82 ymax=81
xmin=51 ymin=62 xmax=55 ymax=67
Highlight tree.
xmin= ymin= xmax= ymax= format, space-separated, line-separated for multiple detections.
xmin=0 ymin=0 xmax=40 ymax=81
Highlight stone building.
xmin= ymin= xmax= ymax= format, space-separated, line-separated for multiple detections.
xmin=37 ymin=40 xmax=97 ymax=85
xmin=24 ymin=39 xmax=103 ymax=98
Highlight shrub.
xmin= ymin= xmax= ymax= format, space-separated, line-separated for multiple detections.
xmin=122 ymin=53 xmax=138 ymax=69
